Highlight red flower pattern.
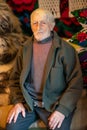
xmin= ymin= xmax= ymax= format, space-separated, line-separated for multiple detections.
xmin=12 ymin=0 xmax=34 ymax=4
xmin=79 ymin=10 xmax=87 ymax=18
xmin=7 ymin=0 xmax=36 ymax=12
xmin=77 ymin=32 xmax=87 ymax=42
xmin=65 ymin=30 xmax=73 ymax=37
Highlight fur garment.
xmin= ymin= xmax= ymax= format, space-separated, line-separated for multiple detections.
xmin=0 ymin=0 xmax=29 ymax=106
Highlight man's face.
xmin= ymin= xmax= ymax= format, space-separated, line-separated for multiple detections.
xmin=31 ymin=12 xmax=52 ymax=41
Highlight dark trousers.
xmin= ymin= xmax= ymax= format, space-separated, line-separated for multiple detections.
xmin=6 ymin=106 xmax=74 ymax=130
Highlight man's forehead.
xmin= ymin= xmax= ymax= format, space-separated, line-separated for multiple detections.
xmin=32 ymin=11 xmax=47 ymax=21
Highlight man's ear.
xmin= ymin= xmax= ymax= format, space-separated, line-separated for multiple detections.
xmin=50 ymin=22 xmax=55 ymax=31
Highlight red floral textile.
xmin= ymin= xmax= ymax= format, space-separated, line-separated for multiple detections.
xmin=12 ymin=0 xmax=33 ymax=5
xmin=60 ymin=0 xmax=69 ymax=18
xmin=7 ymin=0 xmax=36 ymax=12
xmin=77 ymin=32 xmax=87 ymax=42
xmin=80 ymin=10 xmax=87 ymax=18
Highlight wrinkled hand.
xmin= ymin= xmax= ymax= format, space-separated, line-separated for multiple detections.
xmin=48 ymin=111 xmax=65 ymax=130
xmin=7 ymin=103 xmax=25 ymax=124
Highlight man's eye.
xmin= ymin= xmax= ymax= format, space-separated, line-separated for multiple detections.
xmin=33 ymin=22 xmax=37 ymax=25
xmin=41 ymin=22 xmax=46 ymax=25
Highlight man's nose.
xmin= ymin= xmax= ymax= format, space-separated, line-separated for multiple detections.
xmin=37 ymin=22 xmax=41 ymax=31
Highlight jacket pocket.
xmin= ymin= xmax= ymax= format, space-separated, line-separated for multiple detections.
xmin=50 ymin=66 xmax=66 ymax=93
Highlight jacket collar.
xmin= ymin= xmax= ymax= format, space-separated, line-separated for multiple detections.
xmin=52 ymin=31 xmax=61 ymax=49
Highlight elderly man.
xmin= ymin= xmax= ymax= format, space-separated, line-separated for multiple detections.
xmin=6 ymin=8 xmax=83 ymax=130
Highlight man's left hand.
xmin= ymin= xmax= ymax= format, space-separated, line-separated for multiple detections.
xmin=48 ymin=111 xmax=65 ymax=130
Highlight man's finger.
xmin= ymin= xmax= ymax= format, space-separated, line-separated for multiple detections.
xmin=57 ymin=121 xmax=62 ymax=128
xmin=7 ymin=112 xmax=15 ymax=124
xmin=22 ymin=109 xmax=26 ymax=118
xmin=13 ymin=112 xmax=19 ymax=123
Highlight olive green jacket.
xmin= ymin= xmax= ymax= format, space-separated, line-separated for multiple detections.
xmin=9 ymin=32 xmax=83 ymax=117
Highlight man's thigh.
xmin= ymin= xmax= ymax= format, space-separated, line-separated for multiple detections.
xmin=35 ymin=107 xmax=74 ymax=130
xmin=54 ymin=111 xmax=74 ymax=130
xmin=6 ymin=109 xmax=39 ymax=130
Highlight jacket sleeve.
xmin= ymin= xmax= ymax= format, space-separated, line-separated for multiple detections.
xmin=8 ymin=47 xmax=25 ymax=104
xmin=56 ymin=42 xmax=83 ymax=117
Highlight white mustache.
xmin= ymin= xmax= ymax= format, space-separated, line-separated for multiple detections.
xmin=35 ymin=31 xmax=43 ymax=34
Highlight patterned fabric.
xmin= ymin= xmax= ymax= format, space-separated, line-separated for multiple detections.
xmin=54 ymin=18 xmax=82 ymax=38
xmin=69 ymin=0 xmax=87 ymax=17
xmin=38 ymin=0 xmax=60 ymax=18
xmin=60 ymin=0 xmax=68 ymax=18
xmin=69 ymin=8 xmax=87 ymax=88
xmin=78 ymin=50 xmax=87 ymax=88
xmin=69 ymin=8 xmax=87 ymax=47
xmin=6 ymin=0 xmax=37 ymax=12
xmin=69 ymin=32 xmax=87 ymax=47
xmin=54 ymin=0 xmax=83 ymax=37
xmin=71 ymin=8 xmax=87 ymax=24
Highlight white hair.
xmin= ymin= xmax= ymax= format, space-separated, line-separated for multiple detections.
xmin=30 ymin=8 xmax=55 ymax=24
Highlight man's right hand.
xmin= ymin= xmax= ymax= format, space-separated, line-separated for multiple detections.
xmin=7 ymin=103 xmax=25 ymax=123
